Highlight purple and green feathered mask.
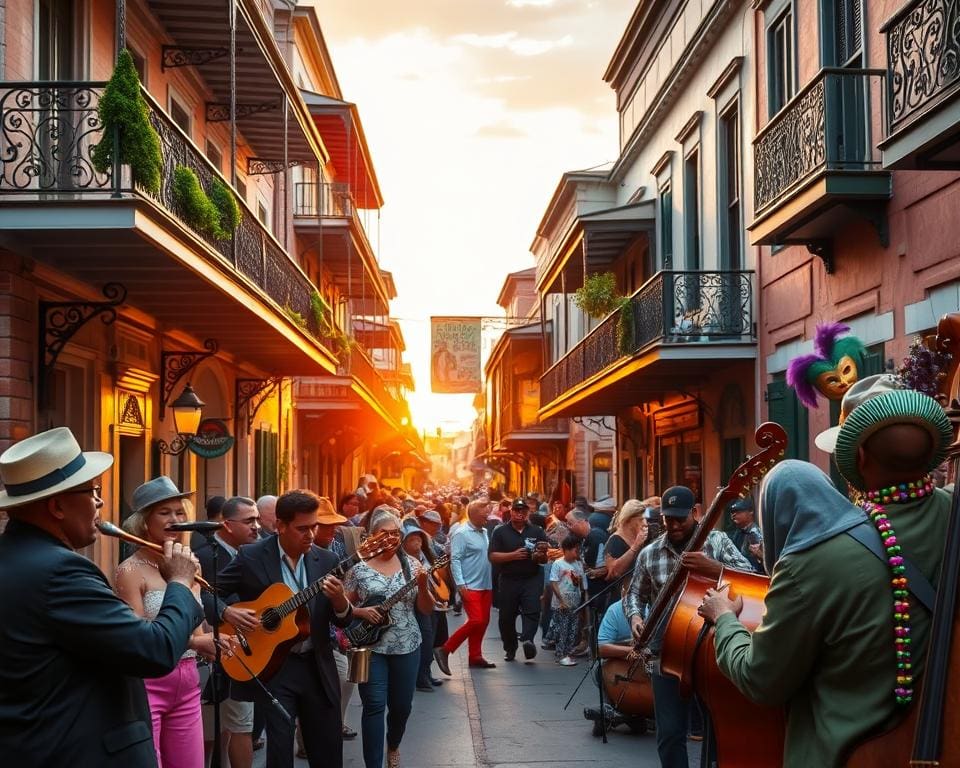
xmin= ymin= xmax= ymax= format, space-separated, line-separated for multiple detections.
xmin=786 ymin=322 xmax=866 ymax=408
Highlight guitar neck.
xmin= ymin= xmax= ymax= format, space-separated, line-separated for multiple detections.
xmin=378 ymin=561 xmax=444 ymax=613
xmin=278 ymin=551 xmax=361 ymax=618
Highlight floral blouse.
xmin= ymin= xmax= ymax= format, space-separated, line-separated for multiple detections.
xmin=344 ymin=556 xmax=423 ymax=655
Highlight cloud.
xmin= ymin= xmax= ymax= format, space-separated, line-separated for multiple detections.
xmin=506 ymin=0 xmax=556 ymax=7
xmin=475 ymin=120 xmax=528 ymax=139
xmin=452 ymin=31 xmax=574 ymax=57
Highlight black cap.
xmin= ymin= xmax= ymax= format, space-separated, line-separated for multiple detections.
xmin=729 ymin=497 xmax=754 ymax=514
xmin=511 ymin=498 xmax=528 ymax=511
xmin=660 ymin=486 xmax=695 ymax=518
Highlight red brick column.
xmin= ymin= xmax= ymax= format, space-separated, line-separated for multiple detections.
xmin=0 ymin=252 xmax=36 ymax=452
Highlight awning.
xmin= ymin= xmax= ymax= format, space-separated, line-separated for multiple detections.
xmin=301 ymin=91 xmax=383 ymax=209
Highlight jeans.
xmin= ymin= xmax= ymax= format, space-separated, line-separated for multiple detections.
xmin=444 ymin=588 xmax=492 ymax=663
xmin=357 ymin=650 xmax=419 ymax=768
xmin=497 ymin=575 xmax=542 ymax=652
xmin=144 ymin=657 xmax=204 ymax=768
xmin=415 ymin=611 xmax=438 ymax=684
xmin=651 ymin=671 xmax=689 ymax=768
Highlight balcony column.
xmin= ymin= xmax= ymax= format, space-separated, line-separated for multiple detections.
xmin=282 ymin=95 xmax=289 ymax=249
xmin=115 ymin=0 xmax=126 ymax=60
xmin=561 ymin=271 xmax=568 ymax=351
xmin=228 ymin=0 xmax=236 ymax=187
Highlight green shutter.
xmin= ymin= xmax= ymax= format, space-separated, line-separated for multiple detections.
xmin=766 ymin=378 xmax=808 ymax=460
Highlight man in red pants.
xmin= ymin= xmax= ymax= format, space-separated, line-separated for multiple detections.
xmin=434 ymin=499 xmax=496 ymax=672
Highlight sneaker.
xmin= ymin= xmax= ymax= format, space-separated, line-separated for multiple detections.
xmin=540 ymin=640 xmax=556 ymax=650
xmin=341 ymin=724 xmax=357 ymax=740
xmin=522 ymin=640 xmax=537 ymax=660
xmin=433 ymin=647 xmax=452 ymax=677
xmin=504 ymin=649 xmax=516 ymax=661
xmin=557 ymin=656 xmax=577 ymax=666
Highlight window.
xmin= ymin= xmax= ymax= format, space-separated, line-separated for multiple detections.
xmin=766 ymin=375 xmax=808 ymax=460
xmin=683 ymin=149 xmax=700 ymax=271
xmin=592 ymin=452 xmax=612 ymax=500
xmin=126 ymin=43 xmax=147 ymax=84
xmin=254 ymin=428 xmax=278 ymax=497
xmin=719 ymin=104 xmax=741 ymax=269
xmin=659 ymin=183 xmax=673 ymax=270
xmin=206 ymin=141 xmax=223 ymax=174
xmin=823 ymin=0 xmax=862 ymax=66
xmin=257 ymin=199 xmax=269 ymax=227
xmin=236 ymin=177 xmax=247 ymax=202
xmin=169 ymin=94 xmax=192 ymax=137
xmin=767 ymin=8 xmax=795 ymax=116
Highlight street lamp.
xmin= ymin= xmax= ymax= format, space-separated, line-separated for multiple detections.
xmin=158 ymin=383 xmax=205 ymax=455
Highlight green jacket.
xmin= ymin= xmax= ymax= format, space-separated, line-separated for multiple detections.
xmin=713 ymin=489 xmax=950 ymax=768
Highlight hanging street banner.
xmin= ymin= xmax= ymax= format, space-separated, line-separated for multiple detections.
xmin=431 ymin=316 xmax=482 ymax=393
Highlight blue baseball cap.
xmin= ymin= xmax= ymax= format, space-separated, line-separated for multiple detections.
xmin=660 ymin=486 xmax=695 ymax=518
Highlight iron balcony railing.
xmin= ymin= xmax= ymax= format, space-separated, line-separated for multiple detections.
xmin=338 ymin=344 xmax=408 ymax=427
xmin=884 ymin=0 xmax=960 ymax=135
xmin=540 ymin=270 xmax=755 ymax=408
xmin=293 ymin=181 xmax=353 ymax=218
xmin=0 ymin=81 xmax=326 ymax=343
xmin=753 ymin=67 xmax=886 ymax=215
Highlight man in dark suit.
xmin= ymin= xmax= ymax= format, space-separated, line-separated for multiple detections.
xmin=196 ymin=496 xmax=261 ymax=768
xmin=0 ymin=427 xmax=201 ymax=767
xmin=216 ymin=490 xmax=353 ymax=768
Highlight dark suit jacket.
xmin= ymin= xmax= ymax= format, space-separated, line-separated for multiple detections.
xmin=0 ymin=520 xmax=201 ymax=768
xmin=195 ymin=538 xmax=239 ymax=625
xmin=215 ymin=536 xmax=352 ymax=705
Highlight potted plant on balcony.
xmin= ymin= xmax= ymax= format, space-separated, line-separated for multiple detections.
xmin=574 ymin=272 xmax=635 ymax=354
xmin=172 ymin=165 xmax=225 ymax=239
xmin=310 ymin=291 xmax=356 ymax=361
xmin=92 ymin=49 xmax=163 ymax=194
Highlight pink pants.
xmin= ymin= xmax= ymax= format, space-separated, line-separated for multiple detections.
xmin=144 ymin=657 xmax=204 ymax=768
xmin=444 ymin=588 xmax=492 ymax=663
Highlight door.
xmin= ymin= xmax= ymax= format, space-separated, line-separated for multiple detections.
xmin=766 ymin=378 xmax=809 ymax=461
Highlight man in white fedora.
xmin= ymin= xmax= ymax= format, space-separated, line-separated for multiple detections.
xmin=0 ymin=427 xmax=203 ymax=767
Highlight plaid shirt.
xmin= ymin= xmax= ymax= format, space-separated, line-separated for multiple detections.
xmin=624 ymin=530 xmax=752 ymax=620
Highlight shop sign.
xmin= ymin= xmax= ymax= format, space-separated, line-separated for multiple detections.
xmin=188 ymin=418 xmax=235 ymax=459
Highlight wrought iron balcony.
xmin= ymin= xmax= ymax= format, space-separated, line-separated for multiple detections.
xmin=540 ymin=270 xmax=754 ymax=409
xmin=294 ymin=181 xmax=354 ymax=218
xmin=0 ymin=81 xmax=322 ymax=344
xmin=338 ymin=344 xmax=409 ymax=429
xmin=882 ymin=0 xmax=960 ymax=168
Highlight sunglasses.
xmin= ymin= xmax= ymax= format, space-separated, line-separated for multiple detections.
xmin=64 ymin=484 xmax=102 ymax=498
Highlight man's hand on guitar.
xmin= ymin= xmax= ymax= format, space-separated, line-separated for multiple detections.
xmin=353 ymin=606 xmax=384 ymax=625
xmin=630 ymin=615 xmax=644 ymax=641
xmin=321 ymin=574 xmax=349 ymax=612
xmin=223 ymin=606 xmax=259 ymax=631
xmin=680 ymin=551 xmax=722 ymax=578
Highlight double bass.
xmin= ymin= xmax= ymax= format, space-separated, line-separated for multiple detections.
xmin=846 ymin=312 xmax=960 ymax=767
xmin=618 ymin=422 xmax=788 ymax=766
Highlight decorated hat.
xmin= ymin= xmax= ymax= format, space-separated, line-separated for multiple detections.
xmin=815 ymin=374 xmax=952 ymax=488
xmin=787 ymin=322 xmax=866 ymax=409
xmin=0 ymin=427 xmax=114 ymax=509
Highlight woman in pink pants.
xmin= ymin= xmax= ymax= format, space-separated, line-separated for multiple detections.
xmin=115 ymin=478 xmax=218 ymax=768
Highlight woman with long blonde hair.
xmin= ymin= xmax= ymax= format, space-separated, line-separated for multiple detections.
xmin=605 ymin=496 xmax=660 ymax=581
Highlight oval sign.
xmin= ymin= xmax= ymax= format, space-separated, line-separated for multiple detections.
xmin=188 ymin=418 xmax=235 ymax=459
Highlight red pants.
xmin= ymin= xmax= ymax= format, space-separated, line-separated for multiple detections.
xmin=443 ymin=588 xmax=492 ymax=663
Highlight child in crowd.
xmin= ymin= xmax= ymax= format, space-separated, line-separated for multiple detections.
xmin=549 ymin=535 xmax=585 ymax=666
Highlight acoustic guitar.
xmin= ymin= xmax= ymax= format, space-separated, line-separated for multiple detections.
xmin=429 ymin=562 xmax=451 ymax=603
xmin=345 ymin=555 xmax=450 ymax=647
xmin=219 ymin=529 xmax=400 ymax=682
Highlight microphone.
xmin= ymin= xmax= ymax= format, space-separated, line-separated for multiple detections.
xmin=165 ymin=521 xmax=224 ymax=532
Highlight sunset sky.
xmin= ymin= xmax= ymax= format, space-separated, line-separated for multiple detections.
xmin=313 ymin=0 xmax=635 ymax=433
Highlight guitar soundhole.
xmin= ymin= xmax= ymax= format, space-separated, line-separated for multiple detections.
xmin=261 ymin=608 xmax=281 ymax=632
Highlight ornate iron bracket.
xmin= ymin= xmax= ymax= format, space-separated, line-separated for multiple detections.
xmin=159 ymin=339 xmax=218 ymax=420
xmin=247 ymin=158 xmax=305 ymax=175
xmin=39 ymin=283 xmax=127 ymax=407
xmin=156 ymin=434 xmax=192 ymax=456
xmin=161 ymin=46 xmax=232 ymax=70
xmin=235 ymin=377 xmax=283 ymax=435
xmin=849 ymin=202 xmax=890 ymax=249
xmin=206 ymin=101 xmax=279 ymax=122
xmin=805 ymin=241 xmax=835 ymax=275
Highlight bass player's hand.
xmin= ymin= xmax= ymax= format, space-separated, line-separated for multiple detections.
xmin=630 ymin=615 xmax=644 ymax=642
xmin=353 ymin=606 xmax=384 ymax=625
xmin=222 ymin=606 xmax=259 ymax=631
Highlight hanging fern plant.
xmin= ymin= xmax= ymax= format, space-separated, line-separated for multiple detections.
xmin=92 ymin=49 xmax=163 ymax=194
xmin=209 ymin=177 xmax=242 ymax=235
xmin=173 ymin=165 xmax=225 ymax=239
xmin=574 ymin=272 xmax=622 ymax=319
xmin=616 ymin=296 xmax=635 ymax=355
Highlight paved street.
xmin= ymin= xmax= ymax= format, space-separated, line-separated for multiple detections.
xmin=255 ymin=611 xmax=701 ymax=768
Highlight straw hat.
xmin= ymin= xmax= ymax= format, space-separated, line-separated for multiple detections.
xmin=317 ymin=496 xmax=347 ymax=525
xmin=0 ymin=427 xmax=114 ymax=509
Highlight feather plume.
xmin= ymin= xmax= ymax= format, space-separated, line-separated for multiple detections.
xmin=786 ymin=353 xmax=824 ymax=408
xmin=813 ymin=322 xmax=850 ymax=360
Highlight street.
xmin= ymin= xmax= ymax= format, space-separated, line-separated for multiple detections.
xmin=256 ymin=611 xmax=701 ymax=768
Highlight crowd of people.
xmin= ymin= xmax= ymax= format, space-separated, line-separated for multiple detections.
xmin=0 ymin=366 xmax=956 ymax=768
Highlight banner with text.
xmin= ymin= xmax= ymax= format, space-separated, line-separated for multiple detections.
xmin=431 ymin=316 xmax=482 ymax=393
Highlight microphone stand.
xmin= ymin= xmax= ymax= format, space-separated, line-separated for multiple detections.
xmin=562 ymin=568 xmax=633 ymax=744
xmin=202 ymin=529 xmax=224 ymax=768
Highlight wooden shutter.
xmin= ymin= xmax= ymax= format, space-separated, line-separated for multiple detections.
xmin=766 ymin=379 xmax=808 ymax=460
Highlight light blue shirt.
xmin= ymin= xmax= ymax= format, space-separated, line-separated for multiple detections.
xmin=277 ymin=538 xmax=312 ymax=652
xmin=598 ymin=598 xmax=632 ymax=645
xmin=450 ymin=522 xmax=492 ymax=590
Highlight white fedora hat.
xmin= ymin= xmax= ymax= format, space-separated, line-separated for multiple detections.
xmin=0 ymin=427 xmax=114 ymax=509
